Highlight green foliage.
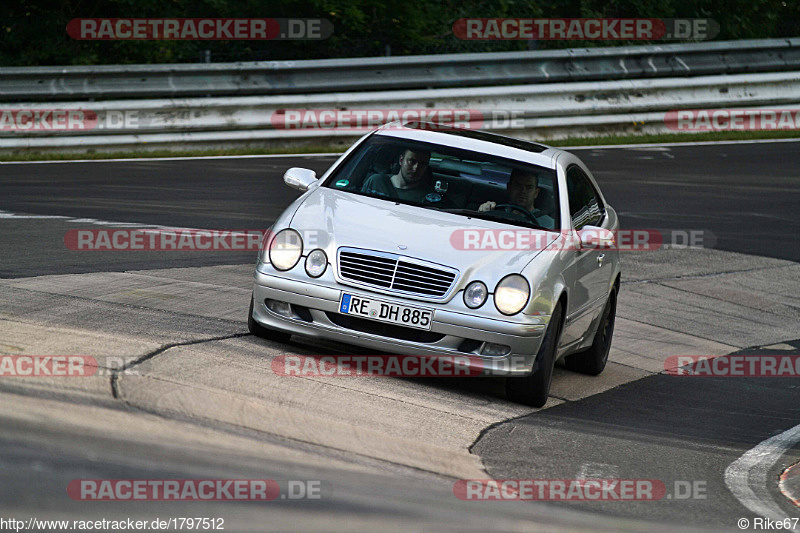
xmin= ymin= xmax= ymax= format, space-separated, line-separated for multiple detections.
xmin=0 ymin=0 xmax=796 ymax=66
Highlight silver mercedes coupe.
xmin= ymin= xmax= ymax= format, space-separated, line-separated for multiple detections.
xmin=249 ymin=122 xmax=621 ymax=406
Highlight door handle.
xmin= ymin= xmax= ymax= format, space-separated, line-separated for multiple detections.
xmin=597 ymin=254 xmax=605 ymax=267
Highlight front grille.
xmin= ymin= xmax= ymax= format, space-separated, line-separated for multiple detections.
xmin=326 ymin=312 xmax=445 ymax=343
xmin=338 ymin=248 xmax=457 ymax=298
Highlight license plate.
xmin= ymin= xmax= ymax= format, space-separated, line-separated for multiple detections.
xmin=339 ymin=293 xmax=433 ymax=331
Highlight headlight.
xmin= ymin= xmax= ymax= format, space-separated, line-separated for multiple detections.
xmin=463 ymin=281 xmax=488 ymax=309
xmin=494 ymin=274 xmax=530 ymax=315
xmin=305 ymin=249 xmax=328 ymax=278
xmin=268 ymin=229 xmax=303 ymax=271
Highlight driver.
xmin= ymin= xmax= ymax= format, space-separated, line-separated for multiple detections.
xmin=361 ymin=148 xmax=434 ymax=203
xmin=478 ymin=169 xmax=553 ymax=228
xmin=479 ymin=169 xmax=538 ymax=213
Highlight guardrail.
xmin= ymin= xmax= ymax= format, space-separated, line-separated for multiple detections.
xmin=1 ymin=39 xmax=799 ymax=101
xmin=2 ymin=70 xmax=799 ymax=153
xmin=2 ymin=39 xmax=799 ymax=153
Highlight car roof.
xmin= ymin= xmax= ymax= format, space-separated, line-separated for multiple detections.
xmin=374 ymin=121 xmax=559 ymax=169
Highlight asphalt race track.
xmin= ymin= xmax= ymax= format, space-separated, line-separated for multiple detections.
xmin=1 ymin=140 xmax=799 ymax=279
xmin=1 ymin=140 xmax=799 ymax=531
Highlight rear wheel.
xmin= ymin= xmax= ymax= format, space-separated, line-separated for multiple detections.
xmin=564 ymin=288 xmax=616 ymax=375
xmin=506 ymin=301 xmax=563 ymax=407
xmin=248 ymin=294 xmax=292 ymax=343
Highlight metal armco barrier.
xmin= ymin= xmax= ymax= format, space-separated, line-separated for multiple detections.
xmin=1 ymin=39 xmax=799 ymax=152
xmin=1 ymin=39 xmax=799 ymax=102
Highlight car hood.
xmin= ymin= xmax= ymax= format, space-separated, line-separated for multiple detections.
xmin=289 ymin=187 xmax=558 ymax=288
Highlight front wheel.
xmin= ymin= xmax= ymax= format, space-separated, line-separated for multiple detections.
xmin=506 ymin=301 xmax=563 ymax=407
xmin=248 ymin=295 xmax=292 ymax=343
xmin=564 ymin=287 xmax=616 ymax=376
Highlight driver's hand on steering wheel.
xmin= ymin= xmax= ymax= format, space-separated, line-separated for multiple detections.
xmin=478 ymin=201 xmax=496 ymax=212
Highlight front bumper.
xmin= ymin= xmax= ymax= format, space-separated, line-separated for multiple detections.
xmin=251 ymin=265 xmax=549 ymax=376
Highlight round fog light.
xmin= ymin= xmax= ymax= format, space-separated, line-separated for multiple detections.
xmin=481 ymin=342 xmax=511 ymax=357
xmin=464 ymin=281 xmax=488 ymax=309
xmin=266 ymin=299 xmax=292 ymax=317
xmin=305 ymin=249 xmax=328 ymax=278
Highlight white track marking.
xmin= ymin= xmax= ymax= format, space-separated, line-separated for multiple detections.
xmin=576 ymin=462 xmax=620 ymax=480
xmin=0 ymin=153 xmax=340 ymax=164
xmin=0 ymin=210 xmax=196 ymax=230
xmin=565 ymin=138 xmax=800 ymax=150
xmin=0 ymin=210 xmax=265 ymax=246
xmin=0 ymin=212 xmax=70 ymax=220
xmin=762 ymin=343 xmax=797 ymax=351
xmin=725 ymin=423 xmax=800 ymax=525
xmin=2 ymin=138 xmax=800 ymax=164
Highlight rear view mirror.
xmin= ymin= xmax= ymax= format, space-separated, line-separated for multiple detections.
xmin=283 ymin=167 xmax=317 ymax=191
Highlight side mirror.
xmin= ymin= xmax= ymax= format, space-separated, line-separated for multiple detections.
xmin=283 ymin=167 xmax=317 ymax=191
xmin=578 ymin=226 xmax=615 ymax=249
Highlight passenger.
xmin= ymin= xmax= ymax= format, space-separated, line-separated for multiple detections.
xmin=361 ymin=148 xmax=434 ymax=203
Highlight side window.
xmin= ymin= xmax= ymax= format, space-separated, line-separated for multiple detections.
xmin=566 ymin=166 xmax=604 ymax=230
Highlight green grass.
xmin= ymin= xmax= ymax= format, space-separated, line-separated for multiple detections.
xmin=2 ymin=130 xmax=799 ymax=162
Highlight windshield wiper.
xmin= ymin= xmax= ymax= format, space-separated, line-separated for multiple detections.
xmin=353 ymin=190 xmax=428 ymax=209
xmin=437 ymin=208 xmax=550 ymax=231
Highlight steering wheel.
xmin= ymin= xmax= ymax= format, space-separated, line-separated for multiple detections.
xmin=491 ymin=203 xmax=539 ymax=225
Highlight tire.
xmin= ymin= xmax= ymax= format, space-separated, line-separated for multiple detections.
xmin=248 ymin=294 xmax=292 ymax=343
xmin=564 ymin=287 xmax=616 ymax=376
xmin=506 ymin=301 xmax=563 ymax=408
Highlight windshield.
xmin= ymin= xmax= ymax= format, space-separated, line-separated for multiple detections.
xmin=322 ymin=135 xmax=560 ymax=231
